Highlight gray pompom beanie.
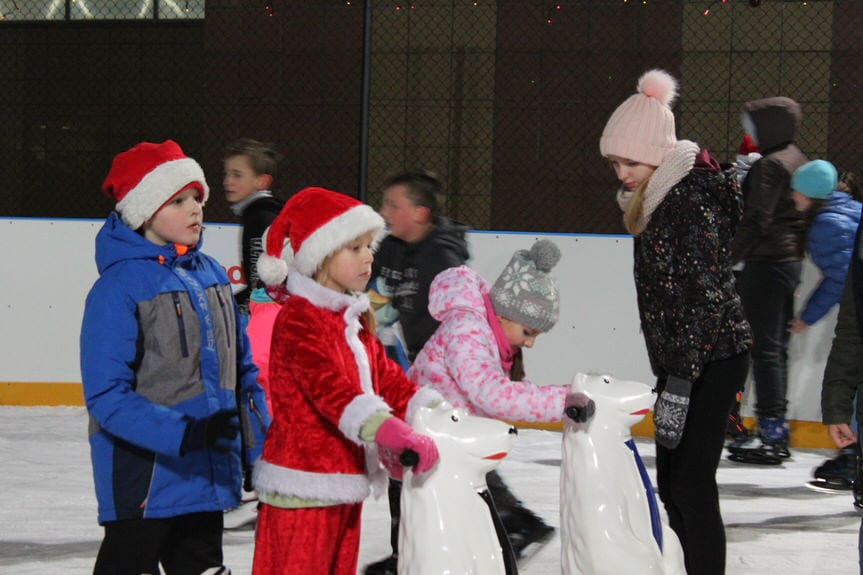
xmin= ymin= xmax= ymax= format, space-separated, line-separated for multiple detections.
xmin=490 ymin=239 xmax=562 ymax=333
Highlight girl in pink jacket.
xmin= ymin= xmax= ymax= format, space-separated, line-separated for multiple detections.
xmin=408 ymin=238 xmax=568 ymax=561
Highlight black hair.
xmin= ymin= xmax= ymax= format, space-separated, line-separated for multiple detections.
xmin=381 ymin=170 xmax=445 ymax=218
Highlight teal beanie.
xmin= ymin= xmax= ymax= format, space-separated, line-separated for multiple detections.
xmin=792 ymin=160 xmax=838 ymax=200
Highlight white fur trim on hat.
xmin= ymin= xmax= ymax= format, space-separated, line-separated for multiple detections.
xmin=115 ymin=157 xmax=209 ymax=230
xmin=257 ymin=225 xmax=291 ymax=287
xmin=292 ymin=204 xmax=384 ymax=276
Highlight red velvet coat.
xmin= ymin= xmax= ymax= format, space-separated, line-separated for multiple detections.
xmin=253 ymin=272 xmax=440 ymax=504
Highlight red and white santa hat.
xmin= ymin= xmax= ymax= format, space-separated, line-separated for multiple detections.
xmin=737 ymin=133 xmax=761 ymax=156
xmin=102 ymin=140 xmax=209 ymax=230
xmin=257 ymin=186 xmax=385 ymax=285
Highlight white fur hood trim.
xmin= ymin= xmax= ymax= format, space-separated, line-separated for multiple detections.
xmin=286 ymin=270 xmax=370 ymax=315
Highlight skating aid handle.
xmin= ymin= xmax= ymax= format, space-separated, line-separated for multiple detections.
xmin=565 ymin=399 xmax=595 ymax=423
xmin=400 ymin=449 xmax=419 ymax=468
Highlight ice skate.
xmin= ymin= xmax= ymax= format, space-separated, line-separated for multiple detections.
xmin=508 ymin=521 xmax=555 ymax=566
xmin=725 ymin=391 xmax=750 ymax=446
xmin=806 ymin=446 xmax=857 ymax=493
xmin=363 ymin=555 xmax=398 ymax=575
xmin=727 ymin=417 xmax=790 ymax=465
xmin=854 ymin=443 xmax=863 ymax=511
xmin=726 ymin=435 xmax=785 ymax=465
xmin=726 ymin=411 xmax=750 ymax=446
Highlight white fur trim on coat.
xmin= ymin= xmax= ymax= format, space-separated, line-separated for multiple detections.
xmin=286 ymin=271 xmax=371 ymax=312
xmin=292 ymin=204 xmax=384 ymax=276
xmin=340 ymin=393 xmax=392 ymax=446
xmin=115 ymin=157 xmax=209 ymax=230
xmin=253 ymin=458 xmax=371 ymax=503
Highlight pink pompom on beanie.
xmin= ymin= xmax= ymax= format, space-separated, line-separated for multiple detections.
xmin=600 ymin=69 xmax=679 ymax=167
xmin=102 ymin=140 xmax=209 ymax=230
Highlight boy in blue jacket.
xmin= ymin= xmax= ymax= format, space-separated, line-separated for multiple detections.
xmin=81 ymin=140 xmax=270 ymax=575
xmin=788 ymin=160 xmax=861 ymax=333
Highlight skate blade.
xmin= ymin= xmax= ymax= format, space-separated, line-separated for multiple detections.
xmin=516 ymin=530 xmax=556 ymax=568
xmin=726 ymin=452 xmax=783 ymax=466
xmin=223 ymin=500 xmax=258 ymax=530
xmin=806 ymin=480 xmax=852 ymax=494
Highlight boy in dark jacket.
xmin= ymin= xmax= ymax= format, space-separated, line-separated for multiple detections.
xmin=223 ymin=138 xmax=285 ymax=314
xmin=81 ymin=140 xmax=271 ymax=575
xmin=364 ymin=170 xmax=474 ymax=574
xmin=728 ymin=96 xmax=810 ymax=464
xmin=373 ymin=171 xmax=470 ymax=361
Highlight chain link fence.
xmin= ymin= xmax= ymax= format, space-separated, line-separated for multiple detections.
xmin=0 ymin=0 xmax=205 ymax=20
xmin=1 ymin=0 xmax=861 ymax=234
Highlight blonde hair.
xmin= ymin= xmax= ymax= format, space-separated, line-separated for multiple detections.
xmin=314 ymin=234 xmax=378 ymax=332
xmin=623 ymin=177 xmax=651 ymax=236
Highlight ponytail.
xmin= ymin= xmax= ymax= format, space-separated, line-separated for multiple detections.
xmin=624 ymin=178 xmax=650 ymax=236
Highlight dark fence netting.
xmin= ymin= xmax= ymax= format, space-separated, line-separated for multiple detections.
xmin=2 ymin=0 xmax=861 ymax=234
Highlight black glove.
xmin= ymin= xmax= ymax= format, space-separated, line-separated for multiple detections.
xmin=180 ymin=409 xmax=241 ymax=455
xmin=653 ymin=376 xmax=692 ymax=449
xmin=564 ymin=392 xmax=596 ymax=423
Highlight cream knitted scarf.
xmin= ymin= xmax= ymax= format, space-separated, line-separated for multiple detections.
xmin=616 ymin=140 xmax=700 ymax=227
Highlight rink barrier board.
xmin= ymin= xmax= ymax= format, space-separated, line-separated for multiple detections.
xmin=0 ymin=218 xmax=840 ymax=443
xmin=0 ymin=381 xmax=836 ymax=449
xmin=517 ymin=416 xmax=834 ymax=449
xmin=0 ymin=382 xmax=83 ymax=406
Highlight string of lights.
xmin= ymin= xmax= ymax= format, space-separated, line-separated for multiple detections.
xmin=322 ymin=0 xmax=821 ymax=21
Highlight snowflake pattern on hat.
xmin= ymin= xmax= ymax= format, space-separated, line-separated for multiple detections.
xmin=489 ymin=239 xmax=561 ymax=333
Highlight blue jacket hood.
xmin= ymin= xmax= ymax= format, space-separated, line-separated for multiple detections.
xmin=95 ymin=211 xmax=205 ymax=275
xmin=822 ymin=190 xmax=863 ymax=222
xmin=800 ymin=191 xmax=863 ymax=326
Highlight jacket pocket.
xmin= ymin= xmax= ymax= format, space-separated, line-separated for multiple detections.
xmin=171 ymin=292 xmax=190 ymax=358
xmin=214 ymin=287 xmax=232 ymax=349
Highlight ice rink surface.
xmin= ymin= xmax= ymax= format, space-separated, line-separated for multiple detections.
xmin=1 ymin=406 xmax=859 ymax=574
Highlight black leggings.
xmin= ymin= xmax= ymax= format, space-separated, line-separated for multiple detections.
xmin=737 ymin=260 xmax=801 ymax=420
xmin=656 ymin=352 xmax=749 ymax=575
xmin=93 ymin=511 xmax=224 ymax=575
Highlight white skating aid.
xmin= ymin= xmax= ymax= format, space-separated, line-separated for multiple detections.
xmin=398 ymin=403 xmax=518 ymax=575
xmin=560 ymin=373 xmax=686 ymax=575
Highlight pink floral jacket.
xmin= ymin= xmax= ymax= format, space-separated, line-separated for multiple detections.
xmin=408 ymin=266 xmax=567 ymax=422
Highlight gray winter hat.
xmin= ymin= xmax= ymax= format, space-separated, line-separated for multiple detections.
xmin=490 ymin=239 xmax=562 ymax=333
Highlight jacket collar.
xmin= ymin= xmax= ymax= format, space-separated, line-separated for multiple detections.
xmin=286 ymin=271 xmax=370 ymax=316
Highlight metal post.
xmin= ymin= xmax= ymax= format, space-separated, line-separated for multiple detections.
xmin=358 ymin=0 xmax=373 ymax=201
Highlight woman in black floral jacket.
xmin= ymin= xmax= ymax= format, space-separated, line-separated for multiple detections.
xmin=599 ymin=69 xmax=752 ymax=575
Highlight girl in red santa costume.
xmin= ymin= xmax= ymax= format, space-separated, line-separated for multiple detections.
xmin=250 ymin=187 xmax=442 ymax=575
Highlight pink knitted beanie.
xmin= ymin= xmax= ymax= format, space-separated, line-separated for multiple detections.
xmin=600 ymin=69 xmax=679 ymax=167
